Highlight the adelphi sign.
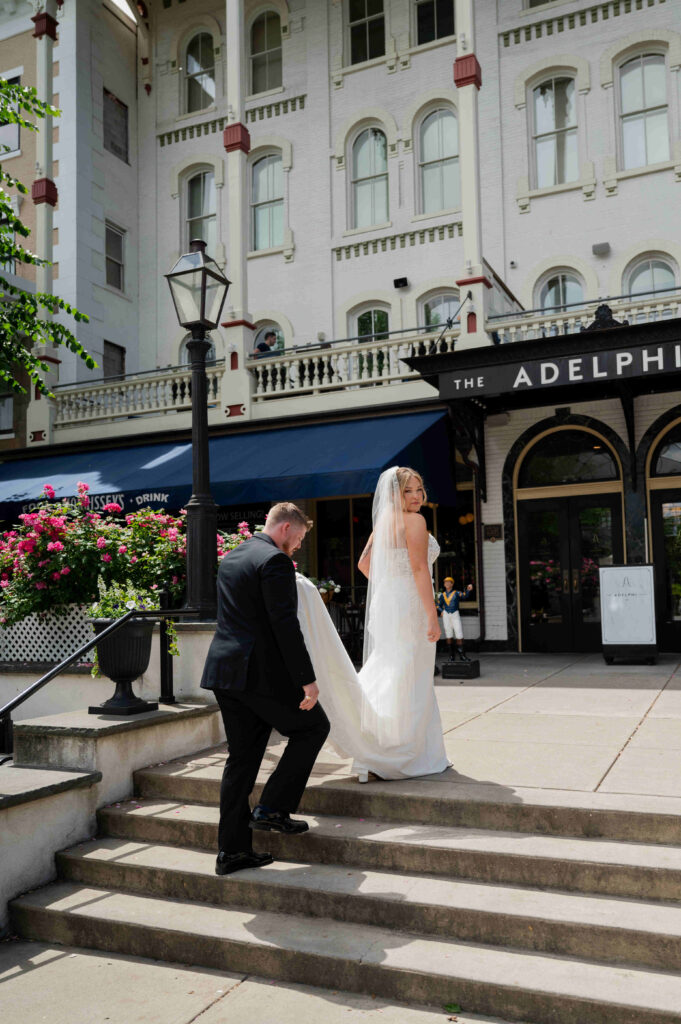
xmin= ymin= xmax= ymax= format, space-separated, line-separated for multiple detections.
xmin=440 ymin=340 xmax=681 ymax=400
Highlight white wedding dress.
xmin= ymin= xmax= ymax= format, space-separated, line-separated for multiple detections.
xmin=295 ymin=533 xmax=450 ymax=780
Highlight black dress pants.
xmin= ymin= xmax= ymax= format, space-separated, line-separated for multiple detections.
xmin=214 ymin=688 xmax=330 ymax=854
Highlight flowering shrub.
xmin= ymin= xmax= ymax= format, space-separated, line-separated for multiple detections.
xmin=0 ymin=482 xmax=255 ymax=627
xmin=305 ymin=576 xmax=341 ymax=596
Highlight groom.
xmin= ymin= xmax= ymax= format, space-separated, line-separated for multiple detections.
xmin=200 ymin=502 xmax=329 ymax=875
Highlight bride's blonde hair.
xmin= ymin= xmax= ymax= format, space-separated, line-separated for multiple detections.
xmin=396 ymin=466 xmax=427 ymax=505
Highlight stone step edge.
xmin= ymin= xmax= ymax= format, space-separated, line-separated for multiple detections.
xmin=97 ymin=802 xmax=681 ymax=904
xmin=56 ymin=841 xmax=681 ymax=973
xmin=10 ymin=884 xmax=681 ymax=1024
xmin=132 ymin=768 xmax=681 ymax=844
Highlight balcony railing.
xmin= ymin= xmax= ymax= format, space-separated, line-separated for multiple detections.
xmin=487 ymin=288 xmax=681 ymax=345
xmin=247 ymin=325 xmax=460 ymax=400
xmin=53 ymin=362 xmax=225 ymax=427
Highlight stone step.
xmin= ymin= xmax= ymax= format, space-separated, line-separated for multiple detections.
xmin=11 ymin=882 xmax=681 ymax=1024
xmin=57 ymin=837 xmax=681 ymax=972
xmin=99 ymin=799 xmax=681 ymax=903
xmin=133 ymin=755 xmax=681 ymax=844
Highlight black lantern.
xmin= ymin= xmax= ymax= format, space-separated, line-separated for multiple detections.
xmin=165 ymin=239 xmax=231 ymax=329
xmin=165 ymin=240 xmax=231 ymax=619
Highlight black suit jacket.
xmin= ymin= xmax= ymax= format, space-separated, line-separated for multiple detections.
xmin=200 ymin=533 xmax=316 ymax=702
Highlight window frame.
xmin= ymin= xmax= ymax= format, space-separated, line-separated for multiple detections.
xmin=0 ymin=73 xmax=21 ymax=156
xmin=413 ymin=0 xmax=455 ymax=48
xmin=103 ymin=88 xmax=129 ymax=163
xmin=419 ymin=289 xmax=460 ymax=329
xmin=351 ymin=304 xmax=391 ymax=341
xmin=417 ymin=107 xmax=460 ymax=215
xmin=624 ymin=254 xmax=678 ymax=298
xmin=184 ymin=167 xmax=217 ymax=253
xmin=530 ymin=74 xmax=579 ymax=190
xmin=250 ymin=11 xmax=283 ymax=95
xmin=250 ymin=152 xmax=285 ymax=252
xmin=183 ymin=31 xmax=216 ymax=115
xmin=350 ymin=126 xmax=389 ymax=230
xmin=535 ymin=269 xmax=585 ymax=312
xmin=616 ymin=51 xmax=670 ymax=171
xmin=104 ymin=221 xmax=125 ymax=292
xmin=0 ymin=393 xmax=14 ymax=435
xmin=253 ymin=322 xmax=285 ymax=356
xmin=347 ymin=0 xmax=385 ymax=67
xmin=102 ymin=340 xmax=126 ymax=380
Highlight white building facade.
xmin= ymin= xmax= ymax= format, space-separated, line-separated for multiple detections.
xmin=2 ymin=0 xmax=681 ymax=653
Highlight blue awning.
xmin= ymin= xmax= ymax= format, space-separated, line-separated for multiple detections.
xmin=0 ymin=410 xmax=456 ymax=521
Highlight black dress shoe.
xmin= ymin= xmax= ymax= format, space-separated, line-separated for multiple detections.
xmin=458 ymin=650 xmax=471 ymax=662
xmin=249 ymin=806 xmax=309 ymax=834
xmin=215 ymin=850 xmax=274 ymax=876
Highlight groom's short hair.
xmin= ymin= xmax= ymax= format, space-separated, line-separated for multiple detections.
xmin=267 ymin=502 xmax=313 ymax=531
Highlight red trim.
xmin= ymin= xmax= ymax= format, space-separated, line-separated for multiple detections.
xmin=456 ymin=275 xmax=492 ymax=289
xmin=223 ymin=123 xmax=251 ymax=154
xmin=41 ymin=355 xmax=61 ymax=365
xmin=226 ymin=403 xmax=245 ymax=418
xmin=30 ymin=430 xmax=46 ymax=443
xmin=466 ymin=311 xmax=477 ymax=333
xmin=230 ymin=352 xmax=239 ymax=370
xmin=32 ymin=11 xmax=58 ymax=40
xmin=144 ymin=83 xmax=152 ymax=95
xmin=221 ymin=319 xmax=256 ymax=330
xmin=32 ymin=177 xmax=58 ymax=207
xmin=453 ymin=54 xmax=482 ymax=90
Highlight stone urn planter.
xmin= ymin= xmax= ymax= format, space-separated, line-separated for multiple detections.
xmin=320 ymin=590 xmax=333 ymax=605
xmin=88 ymin=617 xmax=158 ymax=716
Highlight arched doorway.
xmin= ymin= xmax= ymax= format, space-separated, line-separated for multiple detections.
xmin=647 ymin=418 xmax=681 ymax=650
xmin=515 ymin=427 xmax=625 ymax=651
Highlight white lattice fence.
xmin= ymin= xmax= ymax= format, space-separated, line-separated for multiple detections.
xmin=0 ymin=606 xmax=94 ymax=664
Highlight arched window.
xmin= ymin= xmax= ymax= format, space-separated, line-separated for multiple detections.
xmin=539 ymin=272 xmax=583 ymax=312
xmin=519 ymin=430 xmax=619 ymax=488
xmin=353 ymin=306 xmax=389 ymax=340
xmin=626 ymin=256 xmax=676 ymax=297
xmin=251 ymin=12 xmax=282 ymax=94
xmin=532 ymin=76 xmax=578 ymax=188
xmin=619 ymin=53 xmax=669 ymax=169
xmin=251 ymin=154 xmax=284 ymax=251
xmin=184 ymin=33 xmax=215 ymax=113
xmin=253 ymin=322 xmax=285 ymax=356
xmin=652 ymin=423 xmax=681 ymax=476
xmin=185 ymin=170 xmax=216 ymax=253
xmin=351 ymin=128 xmax=388 ymax=229
xmin=421 ymin=291 xmax=459 ymax=328
xmin=180 ymin=333 xmax=217 ymax=364
xmin=419 ymin=109 xmax=459 ymax=213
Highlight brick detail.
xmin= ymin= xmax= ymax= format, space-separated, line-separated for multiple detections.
xmin=32 ymin=178 xmax=58 ymax=207
xmin=223 ymin=123 xmax=251 ymax=154
xmin=453 ymin=54 xmax=482 ymax=90
xmin=222 ymin=319 xmax=256 ymax=330
xmin=32 ymin=11 xmax=58 ymax=40
xmin=456 ymin=275 xmax=492 ymax=289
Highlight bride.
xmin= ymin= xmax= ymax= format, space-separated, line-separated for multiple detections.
xmin=296 ymin=466 xmax=450 ymax=781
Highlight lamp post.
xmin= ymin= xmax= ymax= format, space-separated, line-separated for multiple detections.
xmin=165 ymin=239 xmax=231 ymax=618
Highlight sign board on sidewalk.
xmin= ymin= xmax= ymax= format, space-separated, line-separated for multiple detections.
xmin=599 ymin=565 xmax=657 ymax=663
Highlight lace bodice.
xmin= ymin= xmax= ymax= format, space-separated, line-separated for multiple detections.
xmin=388 ymin=534 xmax=440 ymax=578
xmin=428 ymin=533 xmax=440 ymax=566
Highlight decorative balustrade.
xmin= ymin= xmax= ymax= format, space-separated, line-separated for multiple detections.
xmin=248 ymin=328 xmax=459 ymax=400
xmin=488 ymin=290 xmax=681 ymax=345
xmin=54 ymin=363 xmax=225 ymax=427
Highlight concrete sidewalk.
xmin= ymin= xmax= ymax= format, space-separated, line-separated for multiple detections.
xmin=300 ymin=651 xmax=681 ymax=798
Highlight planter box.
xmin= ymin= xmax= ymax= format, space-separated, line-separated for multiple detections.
xmin=0 ymin=606 xmax=93 ymax=665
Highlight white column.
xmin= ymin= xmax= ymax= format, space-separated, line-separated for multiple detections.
xmin=221 ymin=0 xmax=254 ymax=417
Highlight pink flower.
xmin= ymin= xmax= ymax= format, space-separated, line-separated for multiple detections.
xmin=166 ymin=527 xmax=178 ymax=541
xmin=43 ymin=484 xmax=55 ymax=499
xmin=80 ymin=495 xmax=90 ymax=507
xmin=35 ymin=581 xmax=47 ymax=590
xmin=118 ymin=545 xmax=127 ymax=554
xmin=47 ymin=541 xmax=64 ymax=552
xmin=77 ymin=481 xmax=89 ymax=494
xmin=52 ymin=572 xmax=61 ymax=581
xmin=101 ymin=553 xmax=112 ymax=562
xmin=130 ymin=556 xmax=138 ymax=564
xmin=96 ymin=537 xmax=107 ymax=549
xmin=102 ymin=502 xmax=122 ymax=513
xmin=0 ymin=580 xmax=8 ymax=589
xmin=171 ymin=575 xmax=178 ymax=584
xmin=61 ymin=566 xmax=70 ymax=575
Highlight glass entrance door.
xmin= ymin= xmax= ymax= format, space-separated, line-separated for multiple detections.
xmin=518 ymin=494 xmax=623 ymax=651
xmin=650 ymin=490 xmax=681 ymax=650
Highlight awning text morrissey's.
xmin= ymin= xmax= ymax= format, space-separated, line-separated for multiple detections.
xmin=439 ymin=341 xmax=681 ymax=400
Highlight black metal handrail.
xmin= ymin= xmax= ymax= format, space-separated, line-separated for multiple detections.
xmin=0 ymin=604 xmax=200 ymax=761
